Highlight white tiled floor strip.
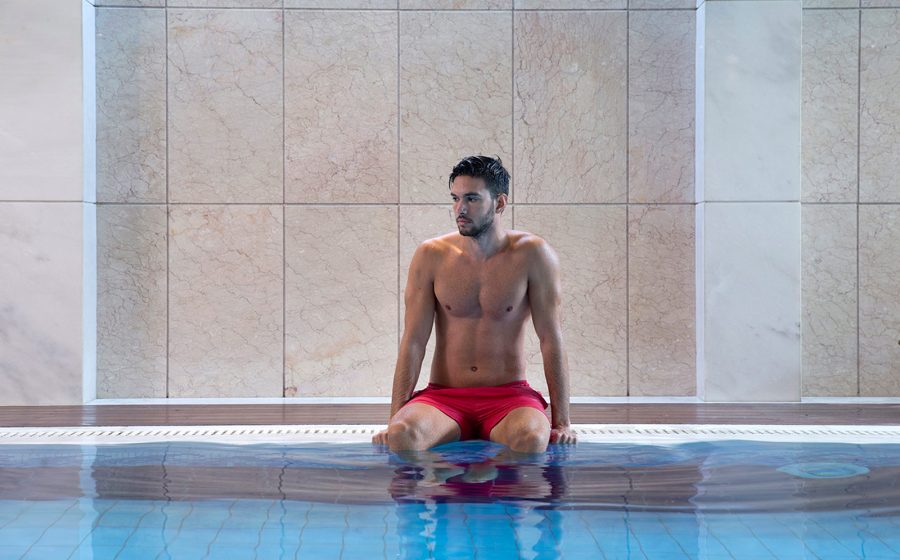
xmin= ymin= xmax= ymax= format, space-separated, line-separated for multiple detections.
xmin=1 ymin=424 xmax=899 ymax=445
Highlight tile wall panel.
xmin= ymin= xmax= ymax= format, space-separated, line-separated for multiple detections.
xmin=0 ymin=203 xmax=84 ymax=405
xmin=860 ymin=10 xmax=900 ymax=203
xmin=167 ymin=9 xmax=283 ymax=203
xmin=704 ymin=1 xmax=801 ymax=202
xmin=284 ymin=11 xmax=398 ymax=204
xmin=859 ymin=205 xmax=900 ymax=396
xmin=285 ymin=206 xmax=398 ymax=396
xmin=168 ymin=0 xmax=282 ymax=7
xmin=801 ymin=204 xmax=858 ymax=396
xmin=629 ymin=0 xmax=695 ymax=8
xmin=400 ymin=0 xmax=510 ymax=7
xmin=168 ymin=205 xmax=283 ymax=397
xmin=96 ymin=8 xmax=167 ymax=203
xmin=801 ymin=9 xmax=858 ymax=203
xmin=97 ymin=205 xmax=168 ymax=398
xmin=803 ymin=0 xmax=858 ymax=6
xmin=399 ymin=11 xmax=512 ymax=203
xmin=515 ymin=10 xmax=627 ymax=203
xmin=628 ymin=10 xmax=695 ymax=203
xmin=700 ymin=203 xmax=801 ymax=402
xmin=628 ymin=205 xmax=695 ymax=396
xmin=515 ymin=0 xmax=626 ymax=8
xmin=286 ymin=0 xmax=396 ymax=6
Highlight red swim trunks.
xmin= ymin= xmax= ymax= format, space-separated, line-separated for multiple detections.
xmin=403 ymin=380 xmax=549 ymax=441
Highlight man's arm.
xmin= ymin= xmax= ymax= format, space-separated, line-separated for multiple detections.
xmin=528 ymin=239 xmax=576 ymax=444
xmin=373 ymin=242 xmax=436 ymax=445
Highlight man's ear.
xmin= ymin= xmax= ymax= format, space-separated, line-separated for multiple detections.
xmin=496 ymin=193 xmax=508 ymax=214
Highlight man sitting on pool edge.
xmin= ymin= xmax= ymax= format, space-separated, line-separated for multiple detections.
xmin=372 ymin=155 xmax=577 ymax=453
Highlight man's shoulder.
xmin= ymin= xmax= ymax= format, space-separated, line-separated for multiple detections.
xmin=412 ymin=234 xmax=457 ymax=269
xmin=418 ymin=232 xmax=457 ymax=255
xmin=509 ymin=230 xmax=552 ymax=258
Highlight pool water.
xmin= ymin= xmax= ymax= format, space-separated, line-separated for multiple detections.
xmin=0 ymin=440 xmax=898 ymax=559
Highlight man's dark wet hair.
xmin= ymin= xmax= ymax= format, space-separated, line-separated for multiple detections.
xmin=448 ymin=155 xmax=510 ymax=201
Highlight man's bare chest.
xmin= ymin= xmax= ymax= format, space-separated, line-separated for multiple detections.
xmin=433 ymin=255 xmax=529 ymax=321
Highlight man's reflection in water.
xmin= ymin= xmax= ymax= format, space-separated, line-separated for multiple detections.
xmin=387 ymin=442 xmax=569 ymax=559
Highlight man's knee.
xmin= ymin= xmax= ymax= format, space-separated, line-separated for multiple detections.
xmin=507 ymin=415 xmax=551 ymax=453
xmin=387 ymin=418 xmax=428 ymax=451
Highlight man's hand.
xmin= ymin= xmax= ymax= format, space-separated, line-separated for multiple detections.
xmin=372 ymin=427 xmax=390 ymax=446
xmin=549 ymin=425 xmax=577 ymax=445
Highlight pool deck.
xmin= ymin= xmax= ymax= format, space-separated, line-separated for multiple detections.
xmin=1 ymin=403 xmax=898 ymax=428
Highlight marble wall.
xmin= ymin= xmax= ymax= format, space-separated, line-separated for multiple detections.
xmin=801 ymin=3 xmax=900 ymax=396
xmin=93 ymin=2 xmax=697 ymax=398
xmin=1 ymin=0 xmax=894 ymax=404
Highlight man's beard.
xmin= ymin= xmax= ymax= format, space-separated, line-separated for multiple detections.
xmin=458 ymin=212 xmax=494 ymax=238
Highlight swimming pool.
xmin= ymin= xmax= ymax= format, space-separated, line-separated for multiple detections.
xmin=1 ymin=437 xmax=899 ymax=559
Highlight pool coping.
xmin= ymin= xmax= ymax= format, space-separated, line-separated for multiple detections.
xmin=1 ymin=424 xmax=900 ymax=445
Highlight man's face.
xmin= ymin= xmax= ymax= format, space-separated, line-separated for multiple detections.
xmin=450 ymin=176 xmax=499 ymax=238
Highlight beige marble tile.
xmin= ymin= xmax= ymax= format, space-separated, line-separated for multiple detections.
xmin=801 ymin=10 xmax=858 ymax=203
xmin=399 ymin=205 xmax=457 ymax=391
xmin=285 ymin=206 xmax=398 ymax=397
xmin=168 ymin=9 xmax=283 ymax=203
xmin=97 ymin=205 xmax=168 ymax=398
xmin=285 ymin=11 xmax=398 ymax=204
xmin=95 ymin=0 xmax=164 ymax=6
xmin=801 ymin=204 xmax=858 ymax=396
xmin=628 ymin=10 xmax=695 ymax=203
xmin=96 ymin=8 xmax=166 ymax=203
xmin=803 ymin=0 xmax=858 ymax=7
xmin=286 ymin=0 xmax=395 ymax=6
xmin=401 ymin=0 xmax=510 ymax=7
xmin=0 ymin=203 xmax=84 ymax=405
xmin=629 ymin=0 xmax=695 ymax=9
xmin=168 ymin=0 xmax=282 ymax=7
xmin=400 ymin=11 xmax=512 ymax=203
xmin=859 ymin=205 xmax=900 ymax=396
xmin=516 ymin=0 xmax=626 ymax=8
xmin=516 ymin=205 xmax=627 ymax=396
xmin=515 ymin=11 xmax=627 ymax=203
xmin=628 ymin=205 xmax=695 ymax=396
xmin=168 ymin=205 xmax=283 ymax=397
xmin=860 ymin=10 xmax=900 ymax=203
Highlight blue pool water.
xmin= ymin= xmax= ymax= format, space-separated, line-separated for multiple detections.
xmin=0 ymin=440 xmax=899 ymax=559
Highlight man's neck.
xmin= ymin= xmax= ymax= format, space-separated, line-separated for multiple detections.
xmin=462 ymin=222 xmax=508 ymax=261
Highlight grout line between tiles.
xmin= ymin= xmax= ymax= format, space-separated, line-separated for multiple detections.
xmin=856 ymin=6 xmax=862 ymax=397
xmin=165 ymin=4 xmax=170 ymax=399
xmin=625 ymin=9 xmax=630 ymax=397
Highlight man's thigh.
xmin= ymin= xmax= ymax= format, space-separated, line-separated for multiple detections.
xmin=488 ymin=407 xmax=551 ymax=447
xmin=389 ymin=402 xmax=462 ymax=449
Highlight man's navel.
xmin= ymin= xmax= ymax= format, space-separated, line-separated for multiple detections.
xmin=470 ymin=366 xmax=478 ymax=372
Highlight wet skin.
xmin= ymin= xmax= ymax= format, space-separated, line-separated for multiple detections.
xmin=373 ymin=176 xmax=577 ymax=452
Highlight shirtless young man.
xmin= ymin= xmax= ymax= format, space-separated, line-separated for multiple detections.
xmin=372 ymin=155 xmax=577 ymax=454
